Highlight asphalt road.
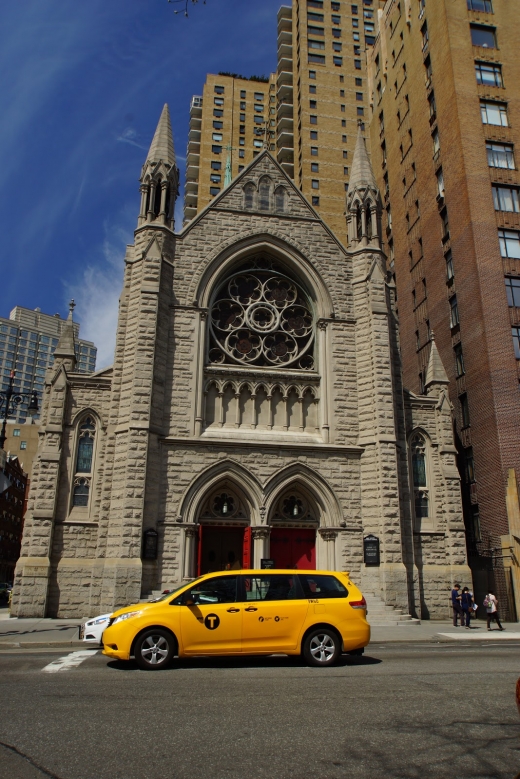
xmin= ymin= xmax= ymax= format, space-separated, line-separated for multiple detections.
xmin=0 ymin=643 xmax=518 ymax=779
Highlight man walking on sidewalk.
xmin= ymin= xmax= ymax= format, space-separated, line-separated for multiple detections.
xmin=451 ymin=584 xmax=463 ymax=626
xmin=484 ymin=590 xmax=504 ymax=631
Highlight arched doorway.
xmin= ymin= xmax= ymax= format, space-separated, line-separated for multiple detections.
xmin=269 ymin=490 xmax=317 ymax=570
xmin=196 ymin=487 xmax=251 ymax=575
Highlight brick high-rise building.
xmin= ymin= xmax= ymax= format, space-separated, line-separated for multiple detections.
xmin=184 ymin=74 xmax=275 ymax=221
xmin=366 ymin=0 xmax=520 ymax=616
xmin=275 ymin=1 xmax=380 ymax=240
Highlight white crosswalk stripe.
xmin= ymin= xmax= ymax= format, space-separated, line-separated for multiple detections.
xmin=42 ymin=650 xmax=98 ymax=673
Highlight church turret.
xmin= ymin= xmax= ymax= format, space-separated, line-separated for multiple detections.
xmin=346 ymin=122 xmax=382 ymax=249
xmin=138 ymin=104 xmax=179 ymax=229
xmin=424 ymin=333 xmax=450 ymax=396
xmin=52 ymin=300 xmax=77 ymax=371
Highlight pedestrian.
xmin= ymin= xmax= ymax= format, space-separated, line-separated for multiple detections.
xmin=461 ymin=586 xmax=474 ymax=629
xmin=451 ymin=583 xmax=463 ymax=626
xmin=483 ymin=589 xmax=504 ymax=631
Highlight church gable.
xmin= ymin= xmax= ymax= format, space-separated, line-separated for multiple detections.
xmin=191 ymin=152 xmax=318 ymax=223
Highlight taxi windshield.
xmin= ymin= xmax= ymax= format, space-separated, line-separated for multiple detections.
xmin=149 ymin=579 xmax=204 ymax=603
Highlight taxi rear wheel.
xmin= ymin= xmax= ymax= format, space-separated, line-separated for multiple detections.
xmin=134 ymin=629 xmax=175 ymax=670
xmin=303 ymin=628 xmax=341 ymax=667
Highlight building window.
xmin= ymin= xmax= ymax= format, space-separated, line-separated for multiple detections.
xmin=310 ymin=131 xmax=318 ymax=140
xmin=432 ymin=129 xmax=440 ymax=158
xmin=309 ymin=70 xmax=316 ymax=79
xmin=311 ymin=163 xmax=319 ymax=172
xmin=308 ymin=11 xmax=324 ymax=22
xmin=470 ymin=25 xmax=496 ymax=48
xmin=308 ymin=39 xmax=325 ymax=50
xmin=411 ymin=433 xmax=429 ymax=520
xmin=308 ymin=25 xmax=324 ymax=36
xmin=214 ymin=85 xmax=224 ymax=94
xmin=258 ymin=177 xmax=271 ymax=210
xmin=239 ymin=150 xmax=245 ymax=159
xmin=311 ymin=179 xmax=319 ymax=189
xmin=214 ymin=98 xmax=224 ymax=106
xmin=13 ymin=428 xmax=20 ymax=437
xmin=445 ymin=249 xmax=454 ymax=281
xmin=354 ymin=59 xmax=361 ymax=69
xmin=209 ymin=187 xmax=220 ymax=196
xmin=238 ymin=165 xmax=244 ymax=172
xmin=428 ymin=91 xmax=436 ymax=120
xmin=332 ymin=14 xmax=341 ymax=24
xmin=211 ymin=161 xmax=221 ymax=170
xmin=481 ymin=101 xmax=508 ymax=126
xmin=332 ymin=28 xmax=342 ymax=37
xmin=450 ymin=295 xmax=460 ymax=328
xmin=311 ymin=146 xmax=318 ymax=156
xmin=460 ymin=394 xmax=470 ymax=428
xmin=493 ymin=185 xmax=520 ymax=213
xmin=440 ymin=207 xmax=449 ymax=238
xmin=454 ymin=343 xmax=465 ymax=376
xmin=333 ymin=42 xmax=342 ymax=51
xmin=465 ymin=448 xmax=476 ymax=484
xmin=240 ymin=90 xmax=246 ymax=99
xmin=213 ymin=109 xmax=223 ymax=118
xmin=72 ymin=416 xmax=96 ymax=508
xmin=310 ymin=85 xmax=317 ymax=94
xmin=475 ymin=61 xmax=503 ymax=87
xmin=421 ymin=22 xmax=428 ymax=51
xmin=210 ymin=174 xmax=221 ymax=184
xmin=498 ymin=229 xmax=520 ymax=258
xmin=486 ymin=142 xmax=515 ymax=169
xmin=513 ymin=327 xmax=520 ymax=359
xmin=310 ymin=100 xmax=317 ymax=109
xmin=309 ymin=53 xmax=326 ymax=64
xmin=275 ymin=186 xmax=286 ymax=213
xmin=20 ymin=441 xmax=27 ymax=450
xmin=333 ymin=56 xmax=343 ymax=66
xmin=310 ymin=115 xmax=318 ymax=124
xmin=436 ymin=168 xmax=445 ymax=197
xmin=505 ymin=277 xmax=520 ymax=307
xmin=212 ymin=145 xmax=222 ymax=154
xmin=467 ymin=0 xmax=493 ymax=10
xmin=312 ymin=196 xmax=320 ymax=206
xmin=213 ymin=121 xmax=223 ymax=130
xmin=357 ymin=107 xmax=364 ymax=116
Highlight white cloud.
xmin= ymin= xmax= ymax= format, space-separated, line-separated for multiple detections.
xmin=67 ymin=220 xmax=130 ymax=370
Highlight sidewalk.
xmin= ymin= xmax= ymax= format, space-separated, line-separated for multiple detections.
xmin=0 ymin=607 xmax=518 ymax=650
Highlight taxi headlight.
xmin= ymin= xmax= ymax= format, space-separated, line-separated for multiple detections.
xmin=112 ymin=611 xmax=142 ymax=625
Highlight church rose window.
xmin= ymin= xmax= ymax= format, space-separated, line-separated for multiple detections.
xmin=208 ymin=260 xmax=315 ymax=370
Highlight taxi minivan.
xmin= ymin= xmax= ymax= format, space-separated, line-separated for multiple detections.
xmin=102 ymin=569 xmax=369 ymax=670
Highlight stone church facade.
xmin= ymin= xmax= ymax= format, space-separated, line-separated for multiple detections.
xmin=12 ymin=107 xmax=470 ymax=620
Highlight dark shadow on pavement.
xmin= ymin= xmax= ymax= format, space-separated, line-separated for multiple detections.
xmin=106 ymin=653 xmax=382 ymax=672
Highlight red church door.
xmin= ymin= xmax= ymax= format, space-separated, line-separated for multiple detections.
xmin=197 ymin=526 xmax=251 ymax=575
xmin=269 ymin=528 xmax=316 ymax=570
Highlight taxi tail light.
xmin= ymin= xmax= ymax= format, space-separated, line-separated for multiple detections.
xmin=349 ymin=597 xmax=367 ymax=610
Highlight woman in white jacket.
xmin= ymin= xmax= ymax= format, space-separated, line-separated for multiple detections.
xmin=484 ymin=590 xmax=504 ymax=631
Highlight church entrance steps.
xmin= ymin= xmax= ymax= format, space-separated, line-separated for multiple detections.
xmin=363 ymin=592 xmax=421 ymax=627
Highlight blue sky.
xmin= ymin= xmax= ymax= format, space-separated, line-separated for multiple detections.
xmin=0 ymin=0 xmax=282 ymax=367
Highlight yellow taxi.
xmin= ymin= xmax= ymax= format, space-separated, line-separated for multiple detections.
xmin=102 ymin=569 xmax=370 ymax=670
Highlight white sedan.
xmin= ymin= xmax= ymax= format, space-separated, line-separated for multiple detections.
xmin=80 ymin=614 xmax=111 ymax=644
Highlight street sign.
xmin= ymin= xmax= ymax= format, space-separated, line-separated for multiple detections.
xmin=363 ymin=535 xmax=380 ymax=566
xmin=260 ymin=558 xmax=275 ymax=569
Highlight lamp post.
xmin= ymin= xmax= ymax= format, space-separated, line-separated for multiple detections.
xmin=0 ymin=371 xmax=39 ymax=451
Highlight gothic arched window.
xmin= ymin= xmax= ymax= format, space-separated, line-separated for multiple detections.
xmin=244 ymin=183 xmax=255 ymax=210
xmin=356 ymin=204 xmax=363 ymax=240
xmin=366 ymin=203 xmax=373 ymax=239
xmin=72 ymin=415 xmax=96 ymax=508
xmin=259 ymin=177 xmax=271 ymax=210
xmin=153 ymin=179 xmax=162 ymax=216
xmin=207 ymin=257 xmax=315 ymax=371
xmin=275 ymin=186 xmax=286 ymax=213
xmin=411 ymin=433 xmax=429 ymax=520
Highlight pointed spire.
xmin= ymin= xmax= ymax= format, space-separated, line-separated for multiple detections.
xmin=425 ymin=334 xmax=449 ymax=391
xmin=145 ymin=104 xmax=175 ymax=167
xmin=53 ymin=300 xmax=77 ymax=369
xmin=347 ymin=121 xmax=378 ymax=197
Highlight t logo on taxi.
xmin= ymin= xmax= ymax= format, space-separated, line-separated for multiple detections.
xmin=204 ymin=613 xmax=220 ymax=630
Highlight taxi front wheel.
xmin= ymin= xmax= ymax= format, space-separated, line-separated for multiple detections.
xmin=303 ymin=628 xmax=341 ymax=667
xmin=134 ymin=629 xmax=175 ymax=670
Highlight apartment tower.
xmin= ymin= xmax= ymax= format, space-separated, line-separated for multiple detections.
xmin=366 ymin=0 xmax=520 ymax=615
xmin=184 ymin=74 xmax=275 ymax=221
xmin=0 ymin=306 xmax=97 ymax=423
xmin=276 ymin=0 xmax=380 ymax=239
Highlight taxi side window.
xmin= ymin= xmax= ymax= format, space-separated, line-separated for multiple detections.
xmin=298 ymin=574 xmax=348 ymax=599
xmin=180 ymin=576 xmax=238 ymax=605
xmin=242 ymin=574 xmax=303 ymax=601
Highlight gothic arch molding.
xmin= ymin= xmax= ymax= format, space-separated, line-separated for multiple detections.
xmin=177 ymin=459 xmax=263 ymax=525
xmin=263 ymin=463 xmax=343 ymax=527
xmin=192 ymin=232 xmax=335 ymax=319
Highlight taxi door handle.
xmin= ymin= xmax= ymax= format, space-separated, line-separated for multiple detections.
xmin=227 ymin=607 xmax=240 ymax=613
xmin=244 ymin=606 xmax=258 ymax=612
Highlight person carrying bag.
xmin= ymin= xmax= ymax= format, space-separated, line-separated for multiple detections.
xmin=483 ymin=590 xmax=504 ymax=631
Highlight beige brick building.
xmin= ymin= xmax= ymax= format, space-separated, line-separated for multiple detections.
xmin=366 ymin=0 xmax=520 ymax=617
xmin=11 ymin=107 xmax=469 ymax=620
xmin=184 ymin=74 xmax=275 ymax=222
